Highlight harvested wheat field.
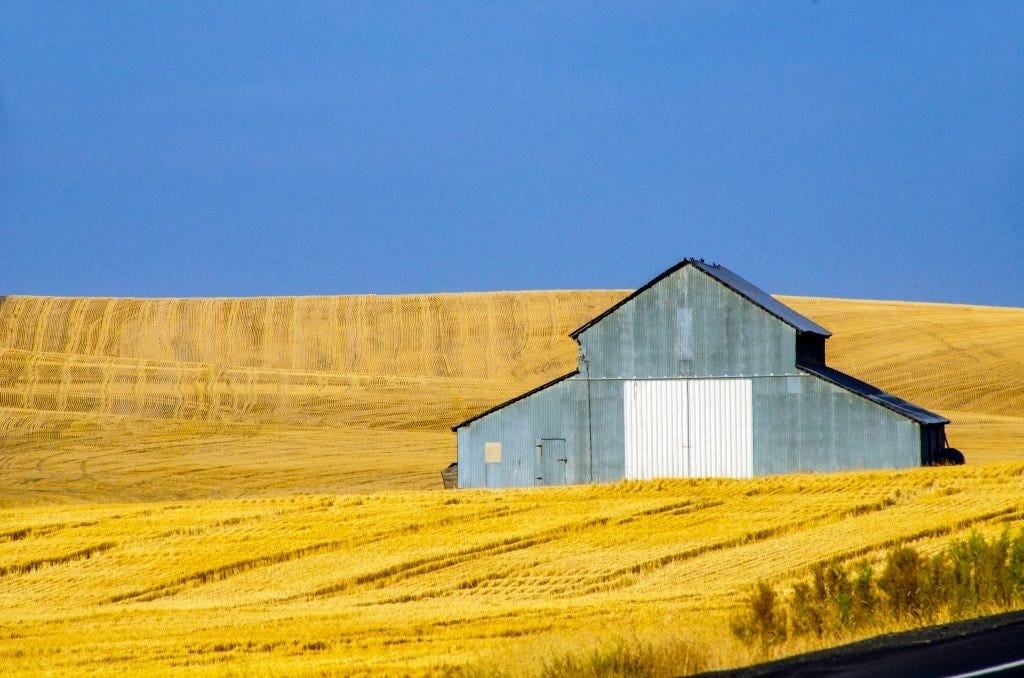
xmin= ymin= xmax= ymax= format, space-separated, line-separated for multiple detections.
xmin=0 ymin=291 xmax=624 ymax=504
xmin=0 ymin=291 xmax=1023 ymax=675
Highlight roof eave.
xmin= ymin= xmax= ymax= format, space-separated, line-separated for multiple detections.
xmin=798 ymin=363 xmax=950 ymax=425
xmin=569 ymin=260 xmax=690 ymax=339
xmin=451 ymin=370 xmax=580 ymax=431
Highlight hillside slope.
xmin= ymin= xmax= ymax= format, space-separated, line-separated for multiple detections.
xmin=0 ymin=291 xmax=622 ymax=504
xmin=1 ymin=290 xmax=1023 ymax=675
xmin=0 ymin=292 xmax=1022 ymax=504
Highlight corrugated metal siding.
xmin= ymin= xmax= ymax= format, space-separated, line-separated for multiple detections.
xmin=579 ymin=266 xmax=797 ymax=380
xmin=623 ymin=378 xmax=752 ymax=480
xmin=570 ymin=260 xmax=830 ymax=338
xmin=752 ymin=374 xmax=919 ymax=474
xmin=689 ymin=379 xmax=753 ymax=478
xmin=457 ymin=377 xmax=591 ymax=489
xmin=624 ymin=380 xmax=689 ymax=479
xmin=460 ymin=371 xmax=923 ymax=487
xmin=457 ymin=260 xmax=930 ymax=487
xmin=587 ymin=377 xmax=626 ymax=482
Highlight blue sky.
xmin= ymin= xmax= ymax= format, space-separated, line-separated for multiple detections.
xmin=2 ymin=2 xmax=1022 ymax=305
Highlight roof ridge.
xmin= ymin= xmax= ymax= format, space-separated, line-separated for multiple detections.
xmin=569 ymin=258 xmax=831 ymax=339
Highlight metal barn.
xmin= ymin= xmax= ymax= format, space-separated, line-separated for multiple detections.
xmin=453 ymin=259 xmax=953 ymax=488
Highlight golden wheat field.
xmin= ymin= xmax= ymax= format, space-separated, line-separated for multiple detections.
xmin=1 ymin=291 xmax=1023 ymax=675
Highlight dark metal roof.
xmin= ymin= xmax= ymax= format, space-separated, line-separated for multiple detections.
xmin=799 ymin=362 xmax=950 ymax=425
xmin=569 ymin=258 xmax=831 ymax=339
xmin=451 ymin=370 xmax=579 ymax=431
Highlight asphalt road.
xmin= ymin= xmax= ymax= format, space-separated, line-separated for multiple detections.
xmin=700 ymin=609 xmax=1024 ymax=678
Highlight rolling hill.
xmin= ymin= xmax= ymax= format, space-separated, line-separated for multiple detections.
xmin=0 ymin=291 xmax=622 ymax=503
xmin=0 ymin=290 xmax=1022 ymax=675
xmin=1 ymin=291 xmax=1022 ymax=504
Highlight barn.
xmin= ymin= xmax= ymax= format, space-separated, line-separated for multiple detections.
xmin=453 ymin=259 xmax=955 ymax=488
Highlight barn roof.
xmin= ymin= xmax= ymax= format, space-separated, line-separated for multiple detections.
xmin=570 ymin=258 xmax=832 ymax=339
xmin=451 ymin=370 xmax=578 ymax=431
xmin=800 ymin=363 xmax=950 ymax=425
xmin=453 ymin=258 xmax=947 ymax=431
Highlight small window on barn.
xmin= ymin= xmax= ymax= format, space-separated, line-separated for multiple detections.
xmin=484 ymin=442 xmax=502 ymax=463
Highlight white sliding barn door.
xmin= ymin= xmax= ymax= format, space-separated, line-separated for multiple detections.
xmin=623 ymin=379 xmax=752 ymax=479
xmin=623 ymin=380 xmax=689 ymax=479
xmin=687 ymin=379 xmax=753 ymax=477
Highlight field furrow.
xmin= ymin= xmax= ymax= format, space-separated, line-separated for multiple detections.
xmin=0 ymin=290 xmax=1021 ymax=674
xmin=0 ymin=467 xmax=1022 ymax=674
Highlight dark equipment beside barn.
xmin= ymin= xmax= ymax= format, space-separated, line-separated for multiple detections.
xmin=441 ymin=462 xmax=458 ymax=489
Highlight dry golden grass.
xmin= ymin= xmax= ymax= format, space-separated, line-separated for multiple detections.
xmin=1 ymin=464 xmax=1023 ymax=675
xmin=0 ymin=291 xmax=623 ymax=504
xmin=1 ymin=291 xmax=1022 ymax=505
xmin=0 ymin=289 xmax=1022 ymax=675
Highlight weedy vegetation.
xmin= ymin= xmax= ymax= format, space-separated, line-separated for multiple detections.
xmin=732 ymin=528 xmax=1024 ymax=658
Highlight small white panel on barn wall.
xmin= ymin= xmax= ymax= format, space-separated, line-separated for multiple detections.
xmin=688 ymin=379 xmax=753 ymax=478
xmin=623 ymin=380 xmax=689 ymax=480
xmin=623 ymin=379 xmax=752 ymax=480
xmin=484 ymin=442 xmax=502 ymax=464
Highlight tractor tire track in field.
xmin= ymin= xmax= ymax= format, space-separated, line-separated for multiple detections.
xmin=312 ymin=499 xmax=728 ymax=604
xmin=816 ymin=505 xmax=1024 ymax=570
xmin=577 ymin=495 xmax=910 ymax=595
xmin=104 ymin=503 xmax=528 ymax=604
xmin=0 ymin=542 xmax=117 ymax=577
xmin=303 ymin=514 xmax=618 ymax=601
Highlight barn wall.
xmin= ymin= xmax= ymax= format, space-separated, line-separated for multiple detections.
xmin=577 ymin=266 xmax=798 ymax=380
xmin=583 ymin=378 xmax=627 ymax=482
xmin=457 ymin=377 xmax=585 ymax=488
xmin=458 ymin=372 xmax=924 ymax=487
xmin=752 ymin=373 xmax=921 ymax=474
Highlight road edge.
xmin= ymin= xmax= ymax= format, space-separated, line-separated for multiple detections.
xmin=697 ymin=608 xmax=1024 ymax=677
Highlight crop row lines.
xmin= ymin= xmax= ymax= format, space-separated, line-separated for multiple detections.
xmin=106 ymin=538 xmax=351 ymax=604
xmin=615 ymin=499 xmax=726 ymax=526
xmin=814 ymin=505 xmax=1024 ymax=569
xmin=304 ymin=515 xmax=617 ymax=601
xmin=105 ymin=502 xmax=526 ymax=604
xmin=718 ymin=505 xmax=1024 ymax=594
xmin=0 ymin=541 xmax=117 ymax=577
xmin=577 ymin=495 xmax=909 ymax=595
xmin=307 ymin=498 xmax=735 ymax=603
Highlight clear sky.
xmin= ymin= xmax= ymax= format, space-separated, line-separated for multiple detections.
xmin=2 ymin=2 xmax=1022 ymax=306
